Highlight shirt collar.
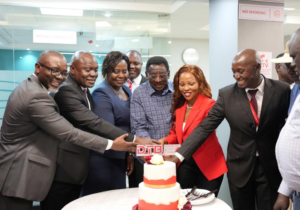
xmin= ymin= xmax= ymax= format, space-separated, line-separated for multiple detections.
xmin=132 ymin=74 xmax=142 ymax=85
xmin=245 ymin=76 xmax=265 ymax=95
xmin=147 ymin=81 xmax=174 ymax=96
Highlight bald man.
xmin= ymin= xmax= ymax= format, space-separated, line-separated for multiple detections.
xmin=41 ymin=51 xmax=156 ymax=210
xmin=167 ymin=49 xmax=290 ymax=210
xmin=0 ymin=51 xmax=137 ymax=210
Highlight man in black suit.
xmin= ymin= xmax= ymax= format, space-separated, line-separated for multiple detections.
xmin=41 ymin=51 xmax=156 ymax=210
xmin=125 ymin=50 xmax=147 ymax=92
xmin=168 ymin=49 xmax=290 ymax=210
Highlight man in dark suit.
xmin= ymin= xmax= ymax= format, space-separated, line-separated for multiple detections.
xmin=125 ymin=50 xmax=147 ymax=92
xmin=0 ymin=51 xmax=137 ymax=210
xmin=168 ymin=49 xmax=290 ymax=210
xmin=41 ymin=51 xmax=156 ymax=210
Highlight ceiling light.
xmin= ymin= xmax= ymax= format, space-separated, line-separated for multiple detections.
xmin=168 ymin=41 xmax=171 ymax=44
xmin=95 ymin=21 xmax=111 ymax=27
xmin=40 ymin=8 xmax=83 ymax=16
xmin=90 ymin=50 xmax=93 ymax=52
xmin=284 ymin=8 xmax=295 ymax=11
xmin=20 ymin=57 xmax=22 ymax=59
xmin=96 ymin=44 xmax=99 ymax=47
xmin=104 ymin=13 xmax=112 ymax=18
xmin=131 ymin=39 xmax=139 ymax=42
xmin=27 ymin=48 xmax=30 ymax=50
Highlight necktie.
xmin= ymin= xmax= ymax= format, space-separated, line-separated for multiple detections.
xmin=128 ymin=80 xmax=133 ymax=92
xmin=83 ymin=88 xmax=91 ymax=110
xmin=248 ymin=89 xmax=258 ymax=114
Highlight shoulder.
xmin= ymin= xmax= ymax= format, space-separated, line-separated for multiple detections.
xmin=93 ymin=81 xmax=110 ymax=93
xmin=267 ymin=78 xmax=290 ymax=91
xmin=133 ymin=82 xmax=148 ymax=95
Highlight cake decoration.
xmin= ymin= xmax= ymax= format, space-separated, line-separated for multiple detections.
xmin=178 ymin=195 xmax=192 ymax=210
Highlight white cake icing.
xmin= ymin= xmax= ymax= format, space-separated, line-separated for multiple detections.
xmin=144 ymin=161 xmax=176 ymax=180
xmin=139 ymin=182 xmax=180 ymax=205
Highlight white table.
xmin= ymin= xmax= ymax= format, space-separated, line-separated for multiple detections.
xmin=63 ymin=188 xmax=232 ymax=210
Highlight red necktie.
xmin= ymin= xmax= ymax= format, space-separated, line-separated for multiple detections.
xmin=248 ymin=89 xmax=258 ymax=114
xmin=128 ymin=80 xmax=132 ymax=91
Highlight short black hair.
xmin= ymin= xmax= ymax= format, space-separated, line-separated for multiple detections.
xmin=102 ymin=51 xmax=130 ymax=78
xmin=146 ymin=56 xmax=169 ymax=72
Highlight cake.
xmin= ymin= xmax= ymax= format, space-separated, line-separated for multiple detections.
xmin=138 ymin=154 xmax=181 ymax=210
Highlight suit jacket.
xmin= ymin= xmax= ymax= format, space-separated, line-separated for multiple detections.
xmin=165 ymin=94 xmax=228 ymax=181
xmin=0 ymin=75 xmax=109 ymax=201
xmin=53 ymin=74 xmax=134 ymax=185
xmin=140 ymin=74 xmax=147 ymax=84
xmin=177 ymin=77 xmax=290 ymax=189
xmin=91 ymin=80 xmax=131 ymax=159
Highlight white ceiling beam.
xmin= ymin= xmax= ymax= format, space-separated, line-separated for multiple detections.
xmin=0 ymin=0 xmax=186 ymax=14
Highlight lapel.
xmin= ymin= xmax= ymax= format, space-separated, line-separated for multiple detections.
xmin=175 ymin=103 xmax=185 ymax=144
xmin=86 ymin=89 xmax=94 ymax=111
xmin=258 ymin=77 xmax=274 ymax=128
xmin=183 ymin=94 xmax=204 ymax=134
xmin=235 ymin=84 xmax=255 ymax=125
xmin=68 ymin=74 xmax=91 ymax=109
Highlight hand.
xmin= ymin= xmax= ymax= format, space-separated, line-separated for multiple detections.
xmin=135 ymin=136 xmax=160 ymax=145
xmin=157 ymin=138 xmax=168 ymax=149
xmin=167 ymin=155 xmax=180 ymax=164
xmin=274 ymin=193 xmax=290 ymax=210
xmin=126 ymin=155 xmax=134 ymax=176
xmin=111 ymin=134 xmax=138 ymax=152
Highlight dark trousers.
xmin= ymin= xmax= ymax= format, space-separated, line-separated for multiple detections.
xmin=40 ymin=181 xmax=81 ymax=210
xmin=229 ymin=157 xmax=278 ymax=210
xmin=177 ymin=157 xmax=223 ymax=197
xmin=81 ymin=156 xmax=126 ymax=196
xmin=0 ymin=193 xmax=32 ymax=210
xmin=128 ymin=158 xmax=144 ymax=188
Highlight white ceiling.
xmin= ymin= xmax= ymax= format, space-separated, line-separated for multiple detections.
xmin=0 ymin=0 xmax=298 ymax=51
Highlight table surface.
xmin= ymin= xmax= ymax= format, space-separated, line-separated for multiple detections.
xmin=63 ymin=188 xmax=232 ymax=210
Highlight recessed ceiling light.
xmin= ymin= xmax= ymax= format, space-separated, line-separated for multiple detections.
xmin=284 ymin=8 xmax=295 ymax=11
xmin=40 ymin=8 xmax=83 ymax=16
xmin=104 ymin=13 xmax=112 ymax=18
xmin=20 ymin=57 xmax=22 ymax=58
xmin=131 ymin=39 xmax=139 ymax=42
xmin=27 ymin=48 xmax=30 ymax=50
xmin=168 ymin=41 xmax=171 ymax=44
xmin=95 ymin=21 xmax=112 ymax=27
xmin=96 ymin=44 xmax=99 ymax=47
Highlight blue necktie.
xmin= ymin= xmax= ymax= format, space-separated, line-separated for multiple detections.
xmin=288 ymin=84 xmax=300 ymax=115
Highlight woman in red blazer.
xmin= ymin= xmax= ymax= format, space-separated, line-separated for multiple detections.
xmin=159 ymin=65 xmax=227 ymax=195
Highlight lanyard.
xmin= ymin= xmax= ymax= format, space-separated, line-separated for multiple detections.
xmin=249 ymin=100 xmax=259 ymax=127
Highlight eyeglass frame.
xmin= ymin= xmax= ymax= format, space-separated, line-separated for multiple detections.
xmin=38 ymin=62 xmax=69 ymax=78
xmin=147 ymin=72 xmax=169 ymax=80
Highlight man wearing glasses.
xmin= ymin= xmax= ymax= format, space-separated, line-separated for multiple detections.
xmin=0 ymin=51 xmax=137 ymax=210
xmin=41 ymin=51 xmax=157 ymax=210
xmin=129 ymin=56 xmax=174 ymax=187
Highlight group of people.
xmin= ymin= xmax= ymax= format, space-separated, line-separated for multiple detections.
xmin=0 ymin=28 xmax=300 ymax=210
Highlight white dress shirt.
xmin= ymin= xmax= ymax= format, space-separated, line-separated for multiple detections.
xmin=276 ymin=94 xmax=300 ymax=197
xmin=125 ymin=74 xmax=142 ymax=92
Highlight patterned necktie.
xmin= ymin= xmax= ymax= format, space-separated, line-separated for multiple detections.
xmin=83 ymin=88 xmax=91 ymax=110
xmin=128 ymin=80 xmax=133 ymax=91
xmin=288 ymin=84 xmax=300 ymax=115
xmin=248 ymin=89 xmax=258 ymax=114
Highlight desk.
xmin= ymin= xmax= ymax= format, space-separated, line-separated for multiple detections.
xmin=63 ymin=188 xmax=232 ymax=210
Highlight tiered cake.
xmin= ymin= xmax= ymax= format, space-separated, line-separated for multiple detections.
xmin=138 ymin=156 xmax=181 ymax=210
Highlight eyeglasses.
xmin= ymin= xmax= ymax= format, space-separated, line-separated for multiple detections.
xmin=39 ymin=63 xmax=69 ymax=78
xmin=148 ymin=73 xmax=168 ymax=80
